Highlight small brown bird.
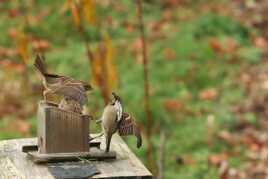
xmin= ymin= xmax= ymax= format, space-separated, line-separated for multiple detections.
xmin=99 ymin=92 xmax=142 ymax=152
xmin=58 ymin=97 xmax=83 ymax=114
xmin=34 ymin=54 xmax=92 ymax=105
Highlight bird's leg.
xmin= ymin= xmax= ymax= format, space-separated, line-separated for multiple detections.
xmin=105 ymin=134 xmax=112 ymax=153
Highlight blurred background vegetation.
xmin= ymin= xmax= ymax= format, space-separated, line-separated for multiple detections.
xmin=1 ymin=0 xmax=268 ymax=178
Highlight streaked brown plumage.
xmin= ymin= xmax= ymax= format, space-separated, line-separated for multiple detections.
xmin=58 ymin=97 xmax=83 ymax=114
xmin=118 ymin=113 xmax=142 ymax=148
xmin=100 ymin=93 xmax=142 ymax=152
xmin=34 ymin=54 xmax=92 ymax=105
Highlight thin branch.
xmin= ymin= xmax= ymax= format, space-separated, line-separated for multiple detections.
xmin=136 ymin=0 xmax=156 ymax=173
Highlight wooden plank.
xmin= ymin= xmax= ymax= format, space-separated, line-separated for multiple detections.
xmin=0 ymin=157 xmax=26 ymax=179
xmin=28 ymin=149 xmax=116 ymax=163
xmin=92 ymin=134 xmax=152 ymax=179
xmin=0 ymin=134 xmax=153 ymax=179
xmin=0 ymin=139 xmax=54 ymax=179
xmin=22 ymin=140 xmax=101 ymax=153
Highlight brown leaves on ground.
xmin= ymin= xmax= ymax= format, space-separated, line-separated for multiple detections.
xmin=240 ymin=131 xmax=264 ymax=152
xmin=217 ymin=60 xmax=268 ymax=178
xmin=236 ymin=64 xmax=268 ymax=124
xmin=0 ymin=27 xmax=50 ymax=74
xmin=6 ymin=119 xmax=31 ymax=135
xmin=122 ymin=21 xmax=135 ymax=33
xmin=218 ymin=130 xmax=237 ymax=146
xmin=0 ymin=75 xmax=36 ymax=119
xmin=163 ymin=48 xmax=176 ymax=60
xmin=0 ymin=47 xmax=17 ymax=58
xmin=198 ymin=88 xmax=218 ymax=100
xmin=163 ymin=99 xmax=183 ymax=111
xmin=31 ymin=39 xmax=50 ymax=52
xmin=161 ymin=0 xmax=182 ymax=8
xmin=130 ymin=38 xmax=144 ymax=64
xmin=208 ymin=152 xmax=244 ymax=179
xmin=0 ymin=59 xmax=25 ymax=73
xmin=253 ymin=37 xmax=268 ymax=50
xmin=208 ymin=152 xmax=229 ymax=167
xmin=209 ymin=38 xmax=238 ymax=55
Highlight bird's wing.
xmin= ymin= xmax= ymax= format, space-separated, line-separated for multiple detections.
xmin=118 ymin=113 xmax=142 ymax=148
xmin=54 ymin=79 xmax=88 ymax=105
xmin=68 ymin=78 xmax=92 ymax=91
xmin=43 ymin=73 xmax=64 ymax=84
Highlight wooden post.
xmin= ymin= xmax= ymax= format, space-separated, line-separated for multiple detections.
xmin=37 ymin=101 xmax=89 ymax=153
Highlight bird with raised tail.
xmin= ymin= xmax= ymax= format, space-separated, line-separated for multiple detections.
xmin=34 ymin=54 xmax=92 ymax=106
xmin=99 ymin=92 xmax=142 ymax=152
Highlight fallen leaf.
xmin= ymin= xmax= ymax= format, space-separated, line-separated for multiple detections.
xmin=218 ymin=130 xmax=237 ymax=145
xmin=0 ymin=59 xmax=25 ymax=73
xmin=130 ymin=38 xmax=143 ymax=54
xmin=219 ymin=161 xmax=229 ymax=179
xmin=208 ymin=152 xmax=229 ymax=167
xmin=254 ymin=37 xmax=267 ymax=49
xmin=198 ymin=88 xmax=218 ymax=100
xmin=8 ymin=8 xmax=18 ymax=18
xmin=122 ymin=21 xmax=135 ymax=33
xmin=162 ymin=0 xmax=181 ymax=8
xmin=32 ymin=39 xmax=50 ymax=52
xmin=8 ymin=119 xmax=31 ymax=134
xmin=240 ymin=133 xmax=263 ymax=152
xmin=224 ymin=38 xmax=237 ymax=53
xmin=163 ymin=48 xmax=176 ymax=60
xmin=130 ymin=38 xmax=145 ymax=64
xmin=0 ymin=47 xmax=17 ymax=58
xmin=8 ymin=28 xmax=17 ymax=39
xmin=209 ymin=39 xmax=223 ymax=54
xmin=163 ymin=99 xmax=183 ymax=111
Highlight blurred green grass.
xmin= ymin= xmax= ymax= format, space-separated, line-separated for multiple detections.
xmin=0 ymin=0 xmax=262 ymax=178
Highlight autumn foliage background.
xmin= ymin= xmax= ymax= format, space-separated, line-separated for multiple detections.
xmin=1 ymin=0 xmax=268 ymax=178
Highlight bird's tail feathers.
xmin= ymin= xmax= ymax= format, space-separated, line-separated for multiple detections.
xmin=34 ymin=54 xmax=46 ymax=75
xmin=135 ymin=127 xmax=142 ymax=148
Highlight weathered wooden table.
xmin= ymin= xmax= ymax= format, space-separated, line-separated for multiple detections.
xmin=0 ymin=134 xmax=152 ymax=179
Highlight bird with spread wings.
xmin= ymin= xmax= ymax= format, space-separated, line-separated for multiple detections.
xmin=98 ymin=92 xmax=142 ymax=152
xmin=34 ymin=54 xmax=92 ymax=106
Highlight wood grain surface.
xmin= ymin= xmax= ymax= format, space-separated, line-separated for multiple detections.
xmin=37 ymin=101 xmax=89 ymax=153
xmin=0 ymin=134 xmax=152 ymax=179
